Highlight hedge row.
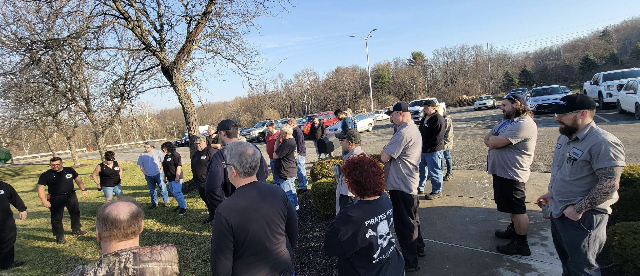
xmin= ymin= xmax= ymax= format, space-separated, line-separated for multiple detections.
xmin=608 ymin=164 xmax=640 ymax=274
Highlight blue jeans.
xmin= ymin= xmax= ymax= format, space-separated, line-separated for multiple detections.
xmin=443 ymin=149 xmax=453 ymax=175
xmin=418 ymin=151 xmax=444 ymax=193
xmin=102 ymin=184 xmax=123 ymax=200
xmin=296 ymin=155 xmax=308 ymax=190
xmin=270 ymin=159 xmax=280 ymax=183
xmin=276 ymin=178 xmax=299 ymax=218
xmin=168 ymin=180 xmax=186 ymax=209
xmin=145 ymin=173 xmax=169 ymax=205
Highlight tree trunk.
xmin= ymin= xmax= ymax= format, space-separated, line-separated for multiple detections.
xmin=92 ymin=127 xmax=107 ymax=162
xmin=66 ymin=137 xmax=81 ymax=167
xmin=42 ymin=135 xmax=55 ymax=157
xmin=163 ymin=67 xmax=199 ymax=157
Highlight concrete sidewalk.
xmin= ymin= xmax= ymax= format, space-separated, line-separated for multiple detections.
xmin=411 ymin=170 xmax=562 ymax=275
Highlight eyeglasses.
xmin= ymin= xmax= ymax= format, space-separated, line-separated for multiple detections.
xmin=554 ymin=110 xmax=582 ymax=118
xmin=50 ymin=163 xmax=62 ymax=167
xmin=221 ymin=161 xmax=234 ymax=169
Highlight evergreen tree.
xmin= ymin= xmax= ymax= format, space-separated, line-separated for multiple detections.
xmin=501 ymin=70 xmax=519 ymax=91
xmin=579 ymin=52 xmax=599 ymax=75
xmin=518 ymin=65 xmax=535 ymax=87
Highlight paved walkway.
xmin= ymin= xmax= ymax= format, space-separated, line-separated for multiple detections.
xmin=413 ymin=170 xmax=562 ymax=275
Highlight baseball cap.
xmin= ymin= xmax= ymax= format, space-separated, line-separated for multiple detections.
xmin=335 ymin=129 xmax=361 ymax=144
xmin=217 ymin=119 xmax=237 ymax=133
xmin=385 ymin=101 xmax=410 ymax=115
xmin=549 ymin=93 xmax=597 ymax=114
xmin=145 ymin=141 xmax=155 ymax=147
xmin=504 ymin=93 xmax=528 ymax=106
xmin=423 ymin=100 xmax=437 ymax=107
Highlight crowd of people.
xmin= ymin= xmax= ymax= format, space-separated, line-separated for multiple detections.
xmin=0 ymin=93 xmax=626 ymax=276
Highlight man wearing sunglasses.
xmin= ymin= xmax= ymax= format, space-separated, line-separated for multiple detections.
xmin=537 ymin=93 xmax=625 ymax=275
xmin=484 ymin=93 xmax=537 ymax=256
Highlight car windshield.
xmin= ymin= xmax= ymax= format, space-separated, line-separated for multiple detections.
xmin=561 ymin=86 xmax=571 ymax=93
xmin=253 ymin=121 xmax=267 ymax=128
xmin=602 ymin=69 xmax=640 ymax=82
xmin=355 ymin=115 xmax=366 ymax=120
xmin=510 ymin=88 xmax=527 ymax=94
xmin=408 ymin=100 xmax=424 ymax=107
xmin=298 ymin=116 xmax=313 ymax=124
xmin=477 ymin=96 xmax=492 ymax=101
xmin=531 ymin=87 xmax=563 ymax=97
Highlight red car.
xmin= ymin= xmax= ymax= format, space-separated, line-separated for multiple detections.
xmin=297 ymin=111 xmax=339 ymax=136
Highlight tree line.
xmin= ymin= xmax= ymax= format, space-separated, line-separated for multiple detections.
xmin=1 ymin=1 xmax=639 ymax=162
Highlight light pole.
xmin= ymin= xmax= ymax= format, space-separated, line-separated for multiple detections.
xmin=350 ymin=28 xmax=377 ymax=112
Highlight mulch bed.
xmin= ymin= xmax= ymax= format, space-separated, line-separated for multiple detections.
xmin=294 ymin=192 xmax=338 ymax=275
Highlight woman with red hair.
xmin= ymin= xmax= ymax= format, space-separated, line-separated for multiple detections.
xmin=324 ymin=154 xmax=404 ymax=275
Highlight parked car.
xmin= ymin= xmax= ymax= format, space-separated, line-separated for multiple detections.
xmin=298 ymin=111 xmax=339 ymax=137
xmin=528 ymin=85 xmax=571 ymax=113
xmin=409 ymin=98 xmax=446 ymax=123
xmin=508 ymin=88 xmax=529 ymax=96
xmin=474 ymin=95 xmax=497 ymax=110
xmin=325 ymin=114 xmax=375 ymax=136
xmin=583 ymin=68 xmax=640 ymax=108
xmin=173 ymin=135 xmax=189 ymax=147
xmin=241 ymin=119 xmax=276 ymax=142
xmin=373 ymin=110 xmax=390 ymax=121
xmin=616 ymin=78 xmax=640 ymax=119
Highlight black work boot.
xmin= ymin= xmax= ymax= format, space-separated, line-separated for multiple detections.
xmin=443 ymin=173 xmax=453 ymax=181
xmin=495 ymin=222 xmax=515 ymax=239
xmin=497 ymin=237 xmax=531 ymax=256
xmin=56 ymin=235 xmax=66 ymax=244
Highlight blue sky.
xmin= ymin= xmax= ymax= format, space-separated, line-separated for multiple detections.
xmin=141 ymin=0 xmax=640 ymax=109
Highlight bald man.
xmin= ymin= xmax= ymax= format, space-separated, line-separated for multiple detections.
xmin=67 ymin=198 xmax=180 ymax=276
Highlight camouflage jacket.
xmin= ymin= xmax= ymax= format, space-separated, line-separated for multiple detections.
xmin=67 ymin=244 xmax=180 ymax=276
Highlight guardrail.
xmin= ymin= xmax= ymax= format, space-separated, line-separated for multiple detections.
xmin=11 ymin=138 xmax=167 ymax=162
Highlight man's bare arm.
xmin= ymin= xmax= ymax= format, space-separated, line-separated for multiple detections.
xmin=573 ymin=167 xmax=623 ymax=214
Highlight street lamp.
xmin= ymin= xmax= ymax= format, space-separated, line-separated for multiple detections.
xmin=350 ymin=28 xmax=377 ymax=112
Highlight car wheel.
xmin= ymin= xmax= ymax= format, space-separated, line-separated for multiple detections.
xmin=635 ymin=103 xmax=640 ymax=120
xmin=617 ymin=100 xmax=624 ymax=114
xmin=367 ymin=123 xmax=373 ymax=132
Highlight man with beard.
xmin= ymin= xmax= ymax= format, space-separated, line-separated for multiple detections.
xmin=417 ymin=100 xmax=446 ymax=199
xmin=537 ymin=94 xmax=625 ymax=275
xmin=191 ymin=136 xmax=217 ymax=223
xmin=204 ymin=120 xmax=269 ymax=219
xmin=484 ymin=93 xmax=537 ymax=256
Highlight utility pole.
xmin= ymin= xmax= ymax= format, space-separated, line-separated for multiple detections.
xmin=487 ymin=43 xmax=492 ymax=95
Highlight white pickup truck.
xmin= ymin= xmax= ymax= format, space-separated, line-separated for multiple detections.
xmin=583 ymin=68 xmax=640 ymax=108
xmin=408 ymin=98 xmax=446 ymax=123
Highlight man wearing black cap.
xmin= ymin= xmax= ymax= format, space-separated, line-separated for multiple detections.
xmin=417 ymin=99 xmax=446 ymax=199
xmin=484 ymin=93 xmax=537 ymax=256
xmin=204 ymin=119 xmax=269 ymax=221
xmin=333 ymin=129 xmax=367 ymax=213
xmin=537 ymin=94 xmax=625 ymax=275
xmin=380 ymin=101 xmax=425 ymax=272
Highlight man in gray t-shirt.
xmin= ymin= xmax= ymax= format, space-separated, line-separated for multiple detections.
xmin=380 ymin=102 xmax=424 ymax=272
xmin=484 ymin=93 xmax=537 ymax=256
xmin=537 ymin=94 xmax=625 ymax=275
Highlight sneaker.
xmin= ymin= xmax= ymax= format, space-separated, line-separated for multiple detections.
xmin=417 ymin=190 xmax=425 ymax=195
xmin=163 ymin=201 xmax=170 ymax=207
xmin=149 ymin=204 xmax=157 ymax=209
xmin=495 ymin=223 xmax=515 ymax=239
xmin=174 ymin=206 xmax=181 ymax=211
xmin=443 ymin=174 xmax=452 ymax=181
xmin=425 ymin=191 xmax=442 ymax=200
xmin=418 ymin=251 xmax=426 ymax=257
xmin=496 ymin=239 xmax=531 ymax=256
xmin=72 ymin=230 xmax=87 ymax=236
xmin=56 ymin=235 xmax=66 ymax=244
xmin=178 ymin=208 xmax=187 ymax=215
xmin=404 ymin=265 xmax=420 ymax=272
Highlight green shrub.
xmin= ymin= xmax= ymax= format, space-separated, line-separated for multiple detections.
xmin=370 ymin=154 xmax=382 ymax=163
xmin=309 ymin=178 xmax=337 ymax=215
xmin=608 ymin=221 xmax=640 ymax=275
xmin=310 ymin=157 xmax=343 ymax=183
xmin=613 ymin=164 xmax=640 ymax=221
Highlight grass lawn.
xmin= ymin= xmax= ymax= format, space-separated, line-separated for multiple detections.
xmin=0 ymin=160 xmax=213 ymax=276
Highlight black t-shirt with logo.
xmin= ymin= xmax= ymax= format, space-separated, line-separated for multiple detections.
xmin=38 ymin=167 xmax=79 ymax=195
xmin=163 ymin=152 xmax=184 ymax=181
xmin=275 ymin=138 xmax=297 ymax=179
xmin=0 ymin=181 xmax=27 ymax=223
xmin=98 ymin=161 xmax=121 ymax=187
xmin=191 ymin=147 xmax=217 ymax=184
